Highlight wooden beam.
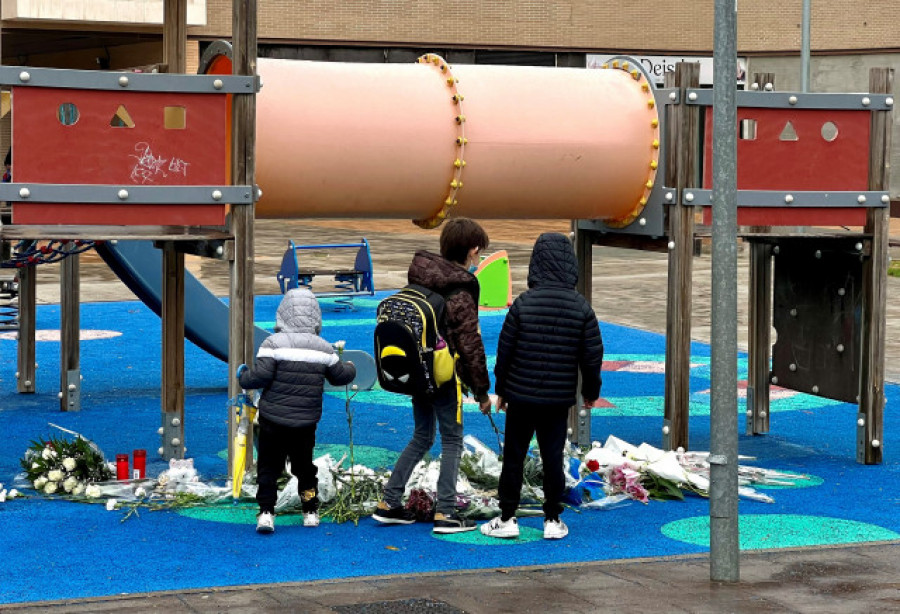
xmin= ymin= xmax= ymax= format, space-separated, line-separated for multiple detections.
xmin=858 ymin=67 xmax=893 ymax=464
xmin=746 ymin=239 xmax=772 ymax=435
xmin=152 ymin=239 xmax=232 ymax=260
xmin=16 ymin=264 xmax=36 ymax=394
xmin=746 ymin=73 xmax=775 ymax=437
xmin=228 ymin=0 xmax=258 ymax=473
xmin=570 ymin=222 xmax=592 ymax=446
xmin=161 ymin=244 xmax=185 ymax=460
xmin=590 ymin=233 xmax=673 ymax=253
xmin=163 ymin=0 xmax=187 ymax=74
xmin=0 ymin=225 xmax=232 ymax=241
xmin=59 ymin=247 xmax=80 ymax=411
xmin=663 ymin=62 xmax=700 ymax=452
xmin=160 ymin=0 xmax=188 ymax=460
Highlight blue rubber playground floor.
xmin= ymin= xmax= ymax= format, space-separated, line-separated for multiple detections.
xmin=1 ymin=292 xmax=899 ymax=604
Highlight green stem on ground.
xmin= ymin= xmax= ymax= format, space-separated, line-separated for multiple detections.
xmin=345 ymin=386 xmax=356 ymax=497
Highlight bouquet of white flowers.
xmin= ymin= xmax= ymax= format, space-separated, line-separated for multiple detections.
xmin=20 ymin=432 xmax=113 ymax=496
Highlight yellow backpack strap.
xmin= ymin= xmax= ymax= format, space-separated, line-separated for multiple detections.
xmin=454 ymin=368 xmax=463 ymax=424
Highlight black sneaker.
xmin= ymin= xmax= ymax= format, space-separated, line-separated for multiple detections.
xmin=372 ymin=502 xmax=416 ymax=525
xmin=433 ymin=512 xmax=476 ymax=534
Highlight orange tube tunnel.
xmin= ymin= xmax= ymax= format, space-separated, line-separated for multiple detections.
xmin=209 ymin=54 xmax=661 ymax=226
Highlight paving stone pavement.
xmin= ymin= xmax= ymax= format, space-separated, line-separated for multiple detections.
xmin=8 ymin=219 xmax=900 ymax=612
xmin=4 ymin=543 xmax=899 ymax=613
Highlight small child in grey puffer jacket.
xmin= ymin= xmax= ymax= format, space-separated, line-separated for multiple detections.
xmin=237 ymin=288 xmax=355 ymax=533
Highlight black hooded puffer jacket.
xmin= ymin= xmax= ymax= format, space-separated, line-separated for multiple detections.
xmin=238 ymin=288 xmax=356 ymax=427
xmin=494 ymin=233 xmax=604 ymax=406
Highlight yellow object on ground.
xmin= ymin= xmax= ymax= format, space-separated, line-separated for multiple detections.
xmin=232 ymin=394 xmax=257 ymax=499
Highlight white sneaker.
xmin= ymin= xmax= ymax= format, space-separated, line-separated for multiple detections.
xmin=303 ymin=512 xmax=320 ymax=527
xmin=480 ymin=516 xmax=519 ymax=538
xmin=256 ymin=512 xmax=275 ymax=534
xmin=543 ymin=518 xmax=568 ymax=540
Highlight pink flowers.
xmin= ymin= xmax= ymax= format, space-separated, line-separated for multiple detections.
xmin=608 ymin=465 xmax=650 ymax=504
xmin=625 ymin=481 xmax=650 ymax=503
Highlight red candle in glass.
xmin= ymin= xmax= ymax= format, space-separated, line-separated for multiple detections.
xmin=116 ymin=454 xmax=129 ymax=480
xmin=132 ymin=449 xmax=146 ymax=479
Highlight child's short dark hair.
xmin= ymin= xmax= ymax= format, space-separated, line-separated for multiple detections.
xmin=439 ymin=217 xmax=489 ymax=264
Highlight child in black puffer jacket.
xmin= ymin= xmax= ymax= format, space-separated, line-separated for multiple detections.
xmin=481 ymin=232 xmax=604 ymax=541
xmin=237 ymin=288 xmax=356 ymax=534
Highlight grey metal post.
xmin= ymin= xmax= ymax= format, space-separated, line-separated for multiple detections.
xmin=711 ymin=0 xmax=740 ymax=582
xmin=801 ymin=0 xmax=811 ymax=92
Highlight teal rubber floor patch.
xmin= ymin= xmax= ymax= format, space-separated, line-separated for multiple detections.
xmin=594 ymin=396 xmax=709 ymax=417
xmin=178 ymin=502 xmax=333 ymax=525
xmin=433 ymin=526 xmax=543 ymax=545
xmin=313 ymin=443 xmax=399 ymax=470
xmin=662 ymin=514 xmax=900 ymax=550
xmin=754 ymin=473 xmax=824 ymax=490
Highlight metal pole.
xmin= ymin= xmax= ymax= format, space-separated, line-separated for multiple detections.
xmin=710 ymin=0 xmax=740 ymax=582
xmin=801 ymin=0 xmax=811 ymax=92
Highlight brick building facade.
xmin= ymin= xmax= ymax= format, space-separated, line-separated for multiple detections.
xmin=193 ymin=1 xmax=895 ymax=55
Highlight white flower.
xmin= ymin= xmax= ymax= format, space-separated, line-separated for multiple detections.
xmin=8 ymin=489 xmax=18 ymax=499
xmin=44 ymin=482 xmax=58 ymax=494
xmin=105 ymin=498 xmax=118 ymax=511
xmin=41 ymin=448 xmax=58 ymax=460
xmin=31 ymin=462 xmax=39 ymax=469
xmin=62 ymin=457 xmax=77 ymax=472
xmin=33 ymin=476 xmax=48 ymax=489
xmin=63 ymin=476 xmax=79 ymax=493
xmin=0 ymin=490 xmax=6 ymax=502
xmin=47 ymin=469 xmax=64 ymax=482
xmin=334 ymin=340 xmax=346 ymax=353
xmin=72 ymin=483 xmax=85 ymax=496
xmin=134 ymin=486 xmax=147 ymax=498
xmin=85 ymin=484 xmax=101 ymax=498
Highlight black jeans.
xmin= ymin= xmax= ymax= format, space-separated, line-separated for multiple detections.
xmin=256 ymin=416 xmax=319 ymax=514
xmin=498 ymin=402 xmax=569 ymax=521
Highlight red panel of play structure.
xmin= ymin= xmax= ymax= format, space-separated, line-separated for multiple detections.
xmin=12 ymin=87 xmax=228 ymax=226
xmin=702 ymin=107 xmax=870 ymax=226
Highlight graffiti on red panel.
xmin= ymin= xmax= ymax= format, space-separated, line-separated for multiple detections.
xmin=129 ymin=142 xmax=192 ymax=184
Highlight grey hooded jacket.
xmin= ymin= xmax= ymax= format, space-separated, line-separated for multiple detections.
xmin=494 ymin=232 xmax=604 ymax=406
xmin=238 ymin=288 xmax=356 ymax=427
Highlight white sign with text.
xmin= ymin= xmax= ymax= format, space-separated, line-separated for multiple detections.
xmin=587 ymin=54 xmax=747 ymax=85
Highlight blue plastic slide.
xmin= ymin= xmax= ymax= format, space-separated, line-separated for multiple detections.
xmin=95 ymin=240 xmax=269 ymax=362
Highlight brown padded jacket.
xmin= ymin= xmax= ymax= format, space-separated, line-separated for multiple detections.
xmin=407 ymin=250 xmax=491 ymax=401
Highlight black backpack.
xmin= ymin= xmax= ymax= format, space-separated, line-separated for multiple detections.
xmin=374 ymin=284 xmax=456 ymax=397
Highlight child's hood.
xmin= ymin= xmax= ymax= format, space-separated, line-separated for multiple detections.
xmin=275 ymin=288 xmax=322 ymax=334
xmin=527 ymin=232 xmax=579 ymax=289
